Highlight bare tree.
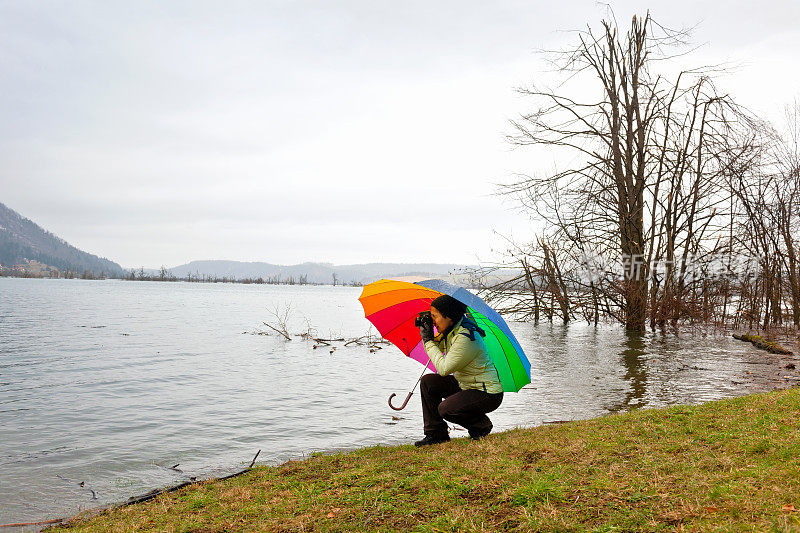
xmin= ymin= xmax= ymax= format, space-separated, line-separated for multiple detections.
xmin=773 ymin=104 xmax=800 ymax=326
xmin=724 ymin=104 xmax=800 ymax=329
xmin=501 ymin=12 xmax=750 ymax=330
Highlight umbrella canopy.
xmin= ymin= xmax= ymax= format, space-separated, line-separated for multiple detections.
xmin=358 ymin=278 xmax=531 ymax=392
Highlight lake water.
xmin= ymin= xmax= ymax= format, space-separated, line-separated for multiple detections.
xmin=0 ymin=278 xmax=795 ymax=526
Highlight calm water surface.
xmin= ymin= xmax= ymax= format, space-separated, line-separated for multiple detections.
xmin=0 ymin=278 xmax=789 ymax=524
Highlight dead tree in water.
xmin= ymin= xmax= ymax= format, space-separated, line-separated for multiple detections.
xmin=497 ymin=11 xmax=756 ymax=330
xmin=505 ymin=14 xmax=660 ymax=329
xmin=774 ymin=105 xmax=800 ymax=326
xmin=724 ymin=105 xmax=800 ymax=329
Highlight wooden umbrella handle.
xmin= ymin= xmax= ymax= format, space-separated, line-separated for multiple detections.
xmin=387 ymin=366 xmax=429 ymax=411
xmin=388 ymin=391 xmax=413 ymax=411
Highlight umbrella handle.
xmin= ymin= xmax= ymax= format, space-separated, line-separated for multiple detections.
xmin=388 ymin=366 xmax=429 ymax=411
xmin=388 ymin=391 xmax=413 ymax=411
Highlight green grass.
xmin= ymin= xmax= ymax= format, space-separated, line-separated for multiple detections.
xmin=58 ymin=388 xmax=800 ymax=532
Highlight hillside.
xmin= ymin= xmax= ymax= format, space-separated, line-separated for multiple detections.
xmin=0 ymin=202 xmax=125 ymax=277
xmin=168 ymin=260 xmax=472 ymax=285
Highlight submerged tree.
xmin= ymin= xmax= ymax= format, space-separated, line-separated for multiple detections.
xmin=501 ymin=12 xmax=753 ymax=330
xmin=724 ymin=104 xmax=800 ymax=329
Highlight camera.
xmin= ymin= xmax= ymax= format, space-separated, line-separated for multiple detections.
xmin=414 ymin=310 xmax=432 ymax=328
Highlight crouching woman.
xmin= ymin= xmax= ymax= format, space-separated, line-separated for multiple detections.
xmin=414 ymin=294 xmax=503 ymax=447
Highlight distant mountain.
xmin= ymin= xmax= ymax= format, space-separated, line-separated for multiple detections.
xmin=168 ymin=260 xmax=472 ymax=285
xmin=0 ymin=202 xmax=125 ymax=277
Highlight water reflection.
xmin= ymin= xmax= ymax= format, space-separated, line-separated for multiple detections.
xmin=609 ymin=331 xmax=648 ymax=412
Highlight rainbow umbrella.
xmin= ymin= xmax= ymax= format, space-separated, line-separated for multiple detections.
xmin=359 ymin=279 xmax=531 ymax=408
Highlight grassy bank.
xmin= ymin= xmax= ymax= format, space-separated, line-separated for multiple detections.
xmin=60 ymin=388 xmax=800 ymax=532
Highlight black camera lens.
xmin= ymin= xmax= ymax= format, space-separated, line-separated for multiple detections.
xmin=414 ymin=311 xmax=431 ymax=327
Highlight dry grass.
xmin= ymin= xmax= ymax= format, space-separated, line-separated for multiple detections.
xmin=58 ymin=387 xmax=800 ymax=532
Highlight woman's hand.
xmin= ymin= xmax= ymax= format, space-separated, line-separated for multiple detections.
xmin=418 ymin=320 xmax=435 ymax=343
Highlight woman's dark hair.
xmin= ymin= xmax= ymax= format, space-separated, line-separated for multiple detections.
xmin=431 ymin=295 xmax=467 ymax=321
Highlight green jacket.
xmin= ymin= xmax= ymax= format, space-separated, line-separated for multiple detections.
xmin=424 ymin=318 xmax=503 ymax=394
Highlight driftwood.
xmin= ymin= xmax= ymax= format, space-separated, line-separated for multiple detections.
xmin=0 ymin=517 xmax=65 ymax=528
xmin=124 ymin=482 xmax=192 ymax=506
xmin=732 ymin=333 xmax=793 ymax=355
xmin=262 ymin=322 xmax=291 ymax=341
xmin=124 ymin=449 xmax=262 ymax=505
xmin=153 ymin=461 xmax=183 ymax=473
xmin=218 ymin=450 xmax=261 ymax=480
xmin=255 ymin=320 xmax=390 ymax=353
xmin=344 ymin=335 xmax=390 ymax=348
xmin=312 ymin=337 xmax=345 ymax=346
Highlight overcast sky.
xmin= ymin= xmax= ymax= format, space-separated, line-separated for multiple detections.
xmin=1 ymin=1 xmax=798 ymax=268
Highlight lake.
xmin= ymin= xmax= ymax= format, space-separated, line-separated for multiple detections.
xmin=0 ymin=278 xmax=792 ymax=526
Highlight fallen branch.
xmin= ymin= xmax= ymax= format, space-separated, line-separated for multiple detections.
xmin=732 ymin=334 xmax=793 ymax=355
xmin=263 ymin=322 xmax=292 ymax=341
xmin=344 ymin=335 xmax=391 ymax=347
xmin=126 ymin=449 xmax=262 ymax=504
xmin=248 ymin=449 xmax=261 ymax=468
xmin=217 ymin=449 xmax=261 ymax=480
xmin=255 ymin=321 xmax=390 ymax=352
xmin=0 ymin=518 xmax=65 ymax=528
xmin=153 ymin=461 xmax=183 ymax=473
xmin=264 ymin=303 xmax=293 ymax=341
xmin=124 ymin=483 xmax=191 ymax=506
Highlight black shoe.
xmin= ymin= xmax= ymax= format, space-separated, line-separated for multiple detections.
xmin=468 ymin=426 xmax=492 ymax=441
xmin=414 ymin=433 xmax=450 ymax=447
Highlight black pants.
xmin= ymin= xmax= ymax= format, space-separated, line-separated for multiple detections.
xmin=420 ymin=374 xmax=503 ymax=437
